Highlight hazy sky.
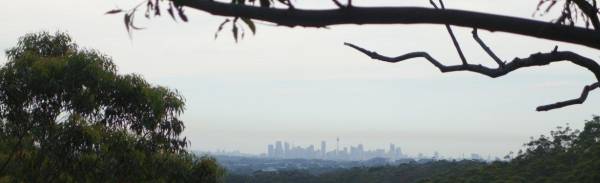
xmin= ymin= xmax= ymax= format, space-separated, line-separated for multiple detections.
xmin=2 ymin=0 xmax=600 ymax=158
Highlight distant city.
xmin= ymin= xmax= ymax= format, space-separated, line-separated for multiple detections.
xmin=265 ymin=138 xmax=405 ymax=161
xmin=206 ymin=138 xmax=497 ymax=162
xmin=203 ymin=138 xmax=500 ymax=175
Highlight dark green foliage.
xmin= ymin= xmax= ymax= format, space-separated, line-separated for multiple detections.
xmin=422 ymin=116 xmax=600 ymax=183
xmin=226 ymin=161 xmax=486 ymax=183
xmin=0 ymin=32 xmax=224 ymax=182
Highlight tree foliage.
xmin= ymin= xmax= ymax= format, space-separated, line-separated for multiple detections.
xmin=0 ymin=32 xmax=225 ymax=182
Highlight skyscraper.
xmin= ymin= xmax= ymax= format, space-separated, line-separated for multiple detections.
xmin=284 ymin=142 xmax=290 ymax=158
xmin=320 ymin=141 xmax=326 ymax=156
xmin=268 ymin=144 xmax=274 ymax=157
xmin=275 ymin=141 xmax=283 ymax=158
xmin=389 ymin=143 xmax=395 ymax=158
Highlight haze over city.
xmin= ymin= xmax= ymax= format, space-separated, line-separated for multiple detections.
xmin=3 ymin=0 xmax=600 ymax=159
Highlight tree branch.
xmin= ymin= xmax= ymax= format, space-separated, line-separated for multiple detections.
xmin=174 ymin=0 xmax=600 ymax=50
xmin=472 ymin=28 xmax=504 ymax=67
xmin=537 ymin=82 xmax=600 ymax=111
xmin=344 ymin=42 xmax=600 ymax=111
xmin=572 ymin=0 xmax=600 ymax=30
xmin=331 ymin=0 xmax=344 ymax=8
xmin=430 ymin=0 xmax=467 ymax=65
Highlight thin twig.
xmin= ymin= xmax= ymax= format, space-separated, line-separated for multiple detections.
xmin=332 ymin=0 xmax=344 ymax=8
xmin=431 ymin=0 xmax=468 ymax=65
xmin=472 ymin=28 xmax=504 ymax=67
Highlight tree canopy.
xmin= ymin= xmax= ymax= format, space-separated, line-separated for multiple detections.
xmin=0 ymin=32 xmax=224 ymax=182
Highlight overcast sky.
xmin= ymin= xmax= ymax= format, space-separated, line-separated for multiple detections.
xmin=2 ymin=0 xmax=600 ymax=158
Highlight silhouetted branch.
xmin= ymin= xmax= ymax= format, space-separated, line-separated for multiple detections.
xmin=174 ymin=0 xmax=600 ymax=50
xmin=331 ymin=0 xmax=344 ymax=8
xmin=472 ymin=28 xmax=504 ymax=67
xmin=572 ymin=0 xmax=600 ymax=30
xmin=344 ymin=42 xmax=600 ymax=111
xmin=537 ymin=82 xmax=600 ymax=111
xmin=430 ymin=0 xmax=467 ymax=65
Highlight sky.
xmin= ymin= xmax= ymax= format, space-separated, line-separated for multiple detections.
xmin=1 ymin=0 xmax=600 ymax=158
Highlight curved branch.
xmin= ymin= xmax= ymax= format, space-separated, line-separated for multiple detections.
xmin=537 ymin=82 xmax=600 ymax=111
xmin=344 ymin=42 xmax=600 ymax=111
xmin=175 ymin=0 xmax=600 ymax=50
xmin=572 ymin=0 xmax=600 ymax=30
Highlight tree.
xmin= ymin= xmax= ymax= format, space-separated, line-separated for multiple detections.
xmin=0 ymin=32 xmax=225 ymax=182
xmin=110 ymin=0 xmax=600 ymax=111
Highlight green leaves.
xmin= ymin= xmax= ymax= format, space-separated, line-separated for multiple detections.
xmin=242 ymin=17 xmax=256 ymax=35
xmin=1 ymin=31 xmax=187 ymax=152
xmin=0 ymin=31 xmax=224 ymax=182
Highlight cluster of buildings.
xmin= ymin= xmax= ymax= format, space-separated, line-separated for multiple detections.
xmin=266 ymin=138 xmax=406 ymax=161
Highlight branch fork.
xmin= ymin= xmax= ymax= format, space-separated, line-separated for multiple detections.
xmin=344 ymin=0 xmax=600 ymax=112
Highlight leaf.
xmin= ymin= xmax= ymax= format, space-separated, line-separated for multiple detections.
xmin=241 ymin=17 xmax=256 ymax=35
xmin=124 ymin=13 xmax=131 ymax=32
xmin=145 ymin=1 xmax=153 ymax=18
xmin=105 ymin=9 xmax=123 ymax=15
xmin=232 ymin=24 xmax=239 ymax=42
xmin=130 ymin=24 xmax=146 ymax=30
xmin=128 ymin=13 xmax=145 ymax=30
xmin=214 ymin=19 xmax=231 ymax=39
xmin=154 ymin=0 xmax=161 ymax=16
xmin=167 ymin=4 xmax=176 ymax=21
xmin=177 ymin=7 xmax=188 ymax=22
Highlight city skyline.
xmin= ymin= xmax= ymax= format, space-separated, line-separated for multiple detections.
xmin=204 ymin=138 xmax=496 ymax=161
xmin=266 ymin=139 xmax=405 ymax=161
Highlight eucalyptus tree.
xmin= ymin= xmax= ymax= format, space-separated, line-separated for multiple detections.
xmin=0 ymin=32 xmax=224 ymax=182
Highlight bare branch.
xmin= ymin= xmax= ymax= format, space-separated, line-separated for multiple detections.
xmin=344 ymin=42 xmax=600 ymax=111
xmin=428 ymin=0 xmax=438 ymax=9
xmin=434 ymin=0 xmax=468 ymax=65
xmin=537 ymin=82 xmax=600 ymax=111
xmin=175 ymin=0 xmax=600 ymax=50
xmin=331 ymin=0 xmax=344 ymax=8
xmin=472 ymin=28 xmax=504 ymax=67
xmin=276 ymin=0 xmax=295 ymax=9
